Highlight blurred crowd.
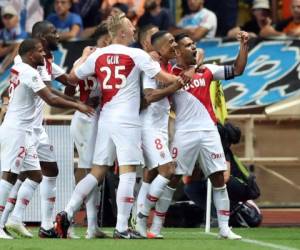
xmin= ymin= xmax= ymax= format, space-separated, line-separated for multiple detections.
xmin=0 ymin=0 xmax=298 ymax=73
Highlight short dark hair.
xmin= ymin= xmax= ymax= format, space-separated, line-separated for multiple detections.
xmin=138 ymin=24 xmax=157 ymax=44
xmin=32 ymin=21 xmax=53 ymax=38
xmin=19 ymin=38 xmax=40 ymax=56
xmin=91 ymin=21 xmax=109 ymax=40
xmin=150 ymin=30 xmax=168 ymax=46
xmin=112 ymin=3 xmax=129 ymax=14
xmin=174 ymin=33 xmax=190 ymax=43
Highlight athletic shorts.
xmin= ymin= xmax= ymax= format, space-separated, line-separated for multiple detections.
xmin=93 ymin=121 xmax=144 ymax=167
xmin=141 ymin=128 xmax=172 ymax=170
xmin=0 ymin=126 xmax=40 ymax=174
xmin=171 ymin=129 xmax=227 ymax=177
xmin=70 ymin=111 xmax=99 ymax=168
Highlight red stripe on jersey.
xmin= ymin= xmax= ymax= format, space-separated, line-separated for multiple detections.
xmin=0 ymin=205 xmax=4 ymax=212
xmin=154 ymin=210 xmax=166 ymax=217
xmin=172 ymin=65 xmax=217 ymax=124
xmin=45 ymin=56 xmax=53 ymax=76
xmin=7 ymin=198 xmax=16 ymax=204
xmin=218 ymin=210 xmax=230 ymax=216
xmin=95 ymin=54 xmax=135 ymax=108
xmin=78 ymin=76 xmax=97 ymax=102
xmin=147 ymin=194 xmax=159 ymax=202
xmin=10 ymin=68 xmax=19 ymax=75
xmin=122 ymin=197 xmax=134 ymax=203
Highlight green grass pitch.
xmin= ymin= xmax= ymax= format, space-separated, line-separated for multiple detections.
xmin=0 ymin=227 xmax=299 ymax=250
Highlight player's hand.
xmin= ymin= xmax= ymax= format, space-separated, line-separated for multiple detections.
xmin=77 ymin=102 xmax=95 ymax=117
xmin=82 ymin=46 xmax=96 ymax=58
xmin=149 ymin=51 xmax=161 ymax=62
xmin=236 ymin=31 xmax=249 ymax=45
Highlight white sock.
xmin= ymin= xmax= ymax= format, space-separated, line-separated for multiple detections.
xmin=213 ymin=185 xmax=230 ymax=232
xmin=40 ymin=176 xmax=57 ymax=230
xmin=65 ymin=174 xmax=98 ymax=221
xmin=116 ymin=172 xmax=136 ymax=232
xmin=10 ymin=179 xmax=39 ymax=223
xmin=141 ymin=175 xmax=169 ymax=216
xmin=150 ymin=186 xmax=175 ymax=235
xmin=136 ymin=182 xmax=150 ymax=215
xmin=0 ymin=179 xmax=22 ymax=228
xmin=0 ymin=180 xmax=13 ymax=225
xmin=85 ymin=186 xmax=99 ymax=234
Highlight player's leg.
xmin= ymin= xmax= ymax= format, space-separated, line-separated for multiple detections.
xmin=111 ymin=125 xmax=144 ymax=239
xmin=199 ymin=130 xmax=241 ymax=240
xmin=6 ymin=134 xmax=43 ymax=238
xmin=55 ymin=120 xmax=113 ymax=238
xmin=148 ymin=131 xmax=199 ymax=238
xmin=36 ymin=128 xmax=59 ymax=238
xmin=0 ymin=129 xmax=26 ymax=239
xmin=0 ymin=172 xmax=26 ymax=230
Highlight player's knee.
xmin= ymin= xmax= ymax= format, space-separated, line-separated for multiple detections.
xmin=209 ymin=171 xmax=225 ymax=188
xmin=40 ymin=161 xmax=59 ymax=177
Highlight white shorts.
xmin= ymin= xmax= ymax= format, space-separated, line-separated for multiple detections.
xmin=142 ymin=128 xmax=172 ymax=170
xmin=171 ymin=129 xmax=227 ymax=177
xmin=0 ymin=126 xmax=40 ymax=174
xmin=93 ymin=121 xmax=144 ymax=167
xmin=70 ymin=111 xmax=99 ymax=168
xmin=33 ymin=126 xmax=56 ymax=162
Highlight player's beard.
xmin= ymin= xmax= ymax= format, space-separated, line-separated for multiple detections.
xmin=48 ymin=42 xmax=58 ymax=51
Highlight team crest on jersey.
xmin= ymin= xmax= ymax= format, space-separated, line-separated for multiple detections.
xmin=160 ymin=151 xmax=165 ymax=159
xmin=15 ymin=159 xmax=21 ymax=167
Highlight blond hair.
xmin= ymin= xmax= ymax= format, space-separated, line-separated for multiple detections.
xmin=107 ymin=13 xmax=126 ymax=38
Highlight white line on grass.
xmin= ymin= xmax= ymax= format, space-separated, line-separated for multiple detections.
xmin=203 ymin=232 xmax=299 ymax=250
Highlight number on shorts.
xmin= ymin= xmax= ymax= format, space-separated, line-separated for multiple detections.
xmin=172 ymin=147 xmax=178 ymax=159
xmin=17 ymin=146 xmax=26 ymax=159
xmin=154 ymin=138 xmax=163 ymax=150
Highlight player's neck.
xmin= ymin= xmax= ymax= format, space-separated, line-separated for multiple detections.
xmin=176 ymin=58 xmax=190 ymax=70
xmin=111 ymin=38 xmax=130 ymax=46
xmin=22 ymin=57 xmax=37 ymax=69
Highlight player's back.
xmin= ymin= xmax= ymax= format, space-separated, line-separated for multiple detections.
xmin=89 ymin=44 xmax=160 ymax=126
xmin=3 ymin=62 xmax=46 ymax=130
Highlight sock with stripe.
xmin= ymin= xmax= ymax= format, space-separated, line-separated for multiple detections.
xmin=213 ymin=185 xmax=230 ymax=233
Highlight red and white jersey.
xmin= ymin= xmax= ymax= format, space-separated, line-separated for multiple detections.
xmin=77 ymin=76 xmax=101 ymax=103
xmin=2 ymin=62 xmax=46 ymax=130
xmin=14 ymin=55 xmax=65 ymax=128
xmin=140 ymin=62 xmax=172 ymax=131
xmin=75 ymin=44 xmax=161 ymax=126
xmin=172 ymin=64 xmax=229 ymax=131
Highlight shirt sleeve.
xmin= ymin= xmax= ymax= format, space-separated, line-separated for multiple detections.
xmin=134 ymin=49 xmax=161 ymax=78
xmin=75 ymin=50 xmax=99 ymax=80
xmin=200 ymin=12 xmax=217 ymax=31
xmin=142 ymin=73 xmax=157 ymax=89
xmin=25 ymin=69 xmax=47 ymax=93
xmin=205 ymin=64 xmax=235 ymax=80
xmin=51 ymin=62 xmax=65 ymax=80
xmin=71 ymin=13 xmax=83 ymax=29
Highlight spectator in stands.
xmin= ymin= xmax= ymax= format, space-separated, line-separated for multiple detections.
xmin=47 ymin=0 xmax=83 ymax=41
xmin=227 ymin=0 xmax=272 ymax=38
xmin=260 ymin=0 xmax=300 ymax=37
xmin=204 ymin=0 xmax=238 ymax=37
xmin=137 ymin=0 xmax=174 ymax=31
xmin=71 ymin=0 xmax=102 ymax=39
xmin=10 ymin=0 xmax=44 ymax=34
xmin=177 ymin=0 xmax=217 ymax=41
xmin=0 ymin=5 xmax=27 ymax=74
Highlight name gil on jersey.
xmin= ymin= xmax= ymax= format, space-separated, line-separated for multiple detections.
xmin=183 ymin=78 xmax=206 ymax=91
xmin=107 ymin=55 xmax=119 ymax=64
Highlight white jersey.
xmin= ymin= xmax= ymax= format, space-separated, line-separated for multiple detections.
xmin=2 ymin=62 xmax=46 ymax=131
xmin=140 ymin=73 xmax=170 ymax=131
xmin=75 ymin=44 xmax=161 ymax=126
xmin=14 ymin=55 xmax=65 ymax=128
xmin=172 ymin=64 xmax=233 ymax=131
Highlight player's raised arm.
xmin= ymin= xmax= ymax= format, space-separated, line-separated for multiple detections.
xmin=233 ymin=31 xmax=249 ymax=76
